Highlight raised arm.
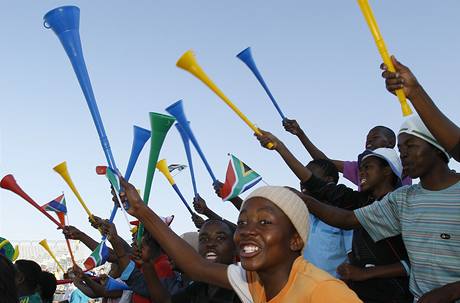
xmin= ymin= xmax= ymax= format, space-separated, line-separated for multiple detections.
xmin=289 ymin=188 xmax=360 ymax=230
xmin=382 ymin=56 xmax=460 ymax=161
xmin=90 ymin=215 xmax=132 ymax=253
xmin=192 ymin=195 xmax=237 ymax=230
xmin=62 ymin=225 xmax=118 ymax=263
xmin=119 ymin=177 xmax=231 ymax=290
xmin=102 ymin=220 xmax=131 ymax=272
xmin=283 ymin=118 xmax=345 ymax=172
xmin=256 ymin=129 xmax=313 ymax=183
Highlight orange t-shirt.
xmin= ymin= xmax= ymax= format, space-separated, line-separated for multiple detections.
xmin=231 ymin=257 xmax=362 ymax=303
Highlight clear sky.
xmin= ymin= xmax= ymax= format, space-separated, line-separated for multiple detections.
xmin=1 ymin=1 xmax=459 ymax=245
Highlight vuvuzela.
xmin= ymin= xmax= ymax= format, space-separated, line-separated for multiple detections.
xmin=176 ymin=50 xmax=274 ymax=148
xmin=157 ymin=159 xmax=194 ymax=215
xmin=53 ymin=161 xmax=94 ymax=221
xmin=39 ymin=239 xmax=65 ymax=272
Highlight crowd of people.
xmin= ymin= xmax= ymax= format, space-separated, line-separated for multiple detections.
xmin=1 ymin=55 xmax=459 ymax=302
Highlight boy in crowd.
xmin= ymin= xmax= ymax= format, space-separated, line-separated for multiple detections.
xmin=282 ymin=119 xmax=411 ymax=190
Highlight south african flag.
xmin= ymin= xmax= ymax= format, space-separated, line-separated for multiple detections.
xmin=221 ymin=154 xmax=262 ymax=201
xmin=84 ymin=240 xmax=109 ymax=270
xmin=42 ymin=194 xmax=67 ymax=214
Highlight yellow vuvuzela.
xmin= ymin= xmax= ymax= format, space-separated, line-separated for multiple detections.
xmin=357 ymin=0 xmax=412 ymax=116
xmin=39 ymin=239 xmax=65 ymax=272
xmin=177 ymin=50 xmax=274 ymax=148
xmin=53 ymin=161 xmax=95 ymax=221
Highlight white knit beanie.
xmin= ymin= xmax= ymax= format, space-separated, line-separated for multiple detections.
xmin=242 ymin=186 xmax=309 ymax=253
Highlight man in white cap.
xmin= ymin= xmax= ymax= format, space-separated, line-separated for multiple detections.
xmin=297 ymin=115 xmax=460 ymax=302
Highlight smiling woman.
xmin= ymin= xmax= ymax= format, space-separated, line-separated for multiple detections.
xmin=227 ymin=186 xmax=361 ymax=303
xmin=120 ymin=176 xmax=362 ymax=303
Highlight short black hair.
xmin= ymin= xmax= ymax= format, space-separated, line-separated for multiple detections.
xmin=308 ymin=159 xmax=339 ymax=184
xmin=201 ymin=219 xmax=236 ymax=235
xmin=15 ymin=259 xmax=42 ymax=290
xmin=372 ymin=126 xmax=396 ymax=146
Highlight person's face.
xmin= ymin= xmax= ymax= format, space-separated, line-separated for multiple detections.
xmin=359 ymin=157 xmax=389 ymax=192
xmin=365 ymin=128 xmax=393 ymax=150
xmin=398 ymin=133 xmax=441 ymax=178
xmin=300 ymin=163 xmax=330 ymax=194
xmin=198 ymin=221 xmax=235 ymax=265
xmin=234 ymin=197 xmax=301 ymax=272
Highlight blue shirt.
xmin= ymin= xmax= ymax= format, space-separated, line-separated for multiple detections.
xmin=69 ymin=289 xmax=90 ymax=303
xmin=303 ymin=214 xmax=353 ymax=277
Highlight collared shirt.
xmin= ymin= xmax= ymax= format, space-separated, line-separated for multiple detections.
xmin=354 ymin=181 xmax=460 ymax=301
xmin=304 ymin=214 xmax=353 ymax=277
xmin=69 ymin=289 xmax=90 ymax=303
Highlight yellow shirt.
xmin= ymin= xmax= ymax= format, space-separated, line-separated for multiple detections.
xmin=228 ymin=256 xmax=362 ymax=303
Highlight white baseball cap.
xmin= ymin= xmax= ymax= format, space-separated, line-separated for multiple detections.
xmin=359 ymin=147 xmax=403 ymax=180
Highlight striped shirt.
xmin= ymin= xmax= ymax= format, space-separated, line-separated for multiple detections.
xmin=354 ymin=181 xmax=460 ymax=301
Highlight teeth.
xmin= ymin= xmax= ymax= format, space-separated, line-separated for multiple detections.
xmin=242 ymin=245 xmax=260 ymax=254
xmin=360 ymin=179 xmax=367 ymax=185
xmin=205 ymin=252 xmax=217 ymax=260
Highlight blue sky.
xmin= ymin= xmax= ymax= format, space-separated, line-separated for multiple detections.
xmin=1 ymin=1 xmax=459 ymax=243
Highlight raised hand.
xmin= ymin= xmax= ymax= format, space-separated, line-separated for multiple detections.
xmin=254 ymin=129 xmax=280 ymax=150
xmin=213 ymin=180 xmax=224 ymax=198
xmin=72 ymin=264 xmax=85 ymax=280
xmin=381 ymin=56 xmax=421 ymax=100
xmin=62 ymin=225 xmax=84 ymax=240
xmin=283 ymin=118 xmax=303 ymax=136
xmin=111 ymin=186 xmax=121 ymax=208
xmin=119 ymin=176 xmax=145 ymax=217
xmin=193 ymin=195 xmax=208 ymax=215
xmin=191 ymin=213 xmax=205 ymax=229
xmin=89 ymin=215 xmax=105 ymax=230
xmin=100 ymin=220 xmax=118 ymax=241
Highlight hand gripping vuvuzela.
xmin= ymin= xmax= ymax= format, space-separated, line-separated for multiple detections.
xmin=356 ymin=0 xmax=412 ymax=116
